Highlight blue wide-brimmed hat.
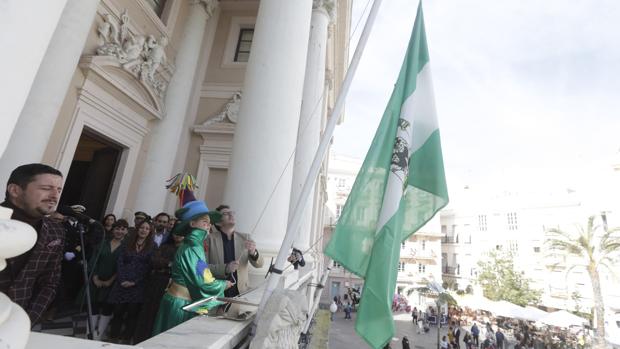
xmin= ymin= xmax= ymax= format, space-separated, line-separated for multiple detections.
xmin=172 ymin=200 xmax=222 ymax=236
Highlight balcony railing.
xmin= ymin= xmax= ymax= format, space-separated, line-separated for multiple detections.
xmin=443 ymin=266 xmax=459 ymax=275
xmin=442 ymin=236 xmax=458 ymax=244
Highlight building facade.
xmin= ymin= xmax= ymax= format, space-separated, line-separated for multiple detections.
xmin=0 ymin=0 xmax=351 ymax=346
xmin=440 ymin=183 xmax=620 ymax=316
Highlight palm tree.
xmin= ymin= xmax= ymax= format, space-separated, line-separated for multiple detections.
xmin=546 ymin=213 xmax=620 ymax=349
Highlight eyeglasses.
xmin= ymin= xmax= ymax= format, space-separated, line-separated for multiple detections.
xmin=222 ymin=211 xmax=235 ymax=217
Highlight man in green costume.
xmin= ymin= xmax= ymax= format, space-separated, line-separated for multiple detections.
xmin=152 ymin=195 xmax=232 ymax=336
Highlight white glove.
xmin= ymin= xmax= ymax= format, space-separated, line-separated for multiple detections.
xmin=64 ymin=252 xmax=76 ymax=261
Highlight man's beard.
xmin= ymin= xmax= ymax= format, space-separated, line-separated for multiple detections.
xmin=19 ymin=198 xmax=55 ymax=218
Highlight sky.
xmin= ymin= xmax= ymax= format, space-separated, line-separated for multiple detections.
xmin=332 ymin=0 xmax=620 ymax=198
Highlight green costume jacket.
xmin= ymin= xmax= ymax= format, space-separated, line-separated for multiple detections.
xmin=152 ymin=228 xmax=227 ymax=336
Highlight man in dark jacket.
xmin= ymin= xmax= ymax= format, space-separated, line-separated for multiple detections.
xmin=453 ymin=321 xmax=462 ymax=349
xmin=471 ymin=322 xmax=480 ymax=347
xmin=496 ymin=328 xmax=506 ymax=349
xmin=0 ymin=163 xmax=65 ymax=326
xmin=402 ymin=336 xmax=411 ymax=349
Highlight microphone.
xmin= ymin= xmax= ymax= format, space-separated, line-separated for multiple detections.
xmin=57 ymin=205 xmax=97 ymax=225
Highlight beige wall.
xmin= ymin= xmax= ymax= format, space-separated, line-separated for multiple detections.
xmin=181 ymin=5 xmax=259 ymax=207
xmin=184 ymin=97 xmax=228 ymax=179
xmin=42 ymin=69 xmax=85 ymax=165
xmin=205 ymin=168 xmax=228 ymax=207
xmin=34 ymin=0 xmax=351 ymax=222
xmin=39 ymin=0 xmax=194 ymax=219
xmin=204 ymin=8 xmax=257 ymax=84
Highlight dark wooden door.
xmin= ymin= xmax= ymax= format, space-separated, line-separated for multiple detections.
xmin=79 ymin=147 xmax=120 ymax=220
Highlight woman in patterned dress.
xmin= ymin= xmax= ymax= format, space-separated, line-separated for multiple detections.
xmin=107 ymin=220 xmax=154 ymax=344
xmin=133 ymin=230 xmax=184 ymax=343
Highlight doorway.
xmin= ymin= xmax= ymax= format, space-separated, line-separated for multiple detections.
xmin=59 ymin=129 xmax=122 ymax=220
xmin=331 ymin=281 xmax=341 ymax=301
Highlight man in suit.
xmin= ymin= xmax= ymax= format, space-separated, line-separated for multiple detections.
xmin=152 ymin=212 xmax=171 ymax=248
xmin=0 ymin=163 xmax=66 ymax=325
xmin=207 ymin=205 xmax=263 ymax=298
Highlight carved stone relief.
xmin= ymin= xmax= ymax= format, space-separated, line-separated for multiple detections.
xmin=96 ymin=9 xmax=170 ymax=97
xmin=313 ymin=0 xmax=336 ymax=20
xmin=201 ymin=91 xmax=242 ymax=127
xmin=192 ymin=0 xmax=218 ymax=20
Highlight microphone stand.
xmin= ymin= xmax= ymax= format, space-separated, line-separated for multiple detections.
xmin=77 ymin=222 xmax=95 ymax=340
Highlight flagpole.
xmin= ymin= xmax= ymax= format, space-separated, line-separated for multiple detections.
xmin=301 ymin=265 xmax=332 ymax=335
xmin=252 ymin=0 xmax=384 ymax=334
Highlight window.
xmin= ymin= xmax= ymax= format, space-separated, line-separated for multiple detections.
xmin=478 ymin=215 xmax=487 ymax=231
xmin=398 ymin=262 xmax=405 ymax=272
xmin=533 ymin=246 xmax=541 ymax=253
xmin=509 ymin=240 xmax=519 ymax=252
xmin=336 ymin=204 xmax=343 ymax=218
xmin=418 ymin=264 xmax=426 ymax=273
xmin=422 ymin=240 xmax=426 ymax=250
xmin=234 ymin=28 xmax=254 ymax=62
xmin=145 ymin=0 xmax=167 ymax=17
xmin=441 ymin=225 xmax=447 ymax=234
xmin=401 ymin=242 xmax=406 ymax=249
xmin=507 ymin=212 xmax=518 ymax=230
xmin=333 ymin=261 xmax=341 ymax=268
xmin=337 ymin=178 xmax=346 ymax=188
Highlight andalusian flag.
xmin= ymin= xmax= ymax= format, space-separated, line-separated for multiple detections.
xmin=324 ymin=3 xmax=449 ymax=348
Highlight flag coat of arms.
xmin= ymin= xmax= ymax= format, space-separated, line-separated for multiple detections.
xmin=325 ymin=3 xmax=449 ymax=348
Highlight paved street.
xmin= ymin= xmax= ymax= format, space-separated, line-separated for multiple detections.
xmin=329 ymin=311 xmax=451 ymax=349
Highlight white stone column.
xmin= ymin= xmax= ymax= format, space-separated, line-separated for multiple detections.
xmin=164 ymin=5 xmax=221 ymax=213
xmin=0 ymin=207 xmax=37 ymax=348
xmin=1 ymin=0 xmax=99 ymax=185
xmin=289 ymin=1 xmax=333 ymax=252
xmin=224 ymin=0 xmax=313 ymax=253
xmin=0 ymin=0 xmax=67 ymax=165
xmin=134 ymin=0 xmax=217 ymax=214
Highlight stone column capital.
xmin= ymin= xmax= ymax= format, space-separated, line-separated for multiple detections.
xmin=191 ymin=0 xmax=219 ymax=19
xmin=312 ymin=0 xmax=335 ymax=21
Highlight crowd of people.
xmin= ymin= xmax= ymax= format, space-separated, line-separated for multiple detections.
xmin=0 ymin=163 xmax=281 ymax=345
xmin=411 ymin=305 xmax=591 ymax=349
xmin=329 ymin=287 xmax=361 ymax=321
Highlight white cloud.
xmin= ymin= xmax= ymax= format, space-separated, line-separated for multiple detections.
xmin=333 ymin=0 xmax=620 ymax=192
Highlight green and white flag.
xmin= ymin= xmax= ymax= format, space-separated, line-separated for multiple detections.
xmin=324 ymin=3 xmax=448 ymax=348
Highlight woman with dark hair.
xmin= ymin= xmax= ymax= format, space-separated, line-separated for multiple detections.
xmin=152 ymin=199 xmax=231 ymax=336
xmin=102 ymin=214 xmax=117 ymax=233
xmin=107 ymin=220 xmax=155 ymax=344
xmin=87 ymin=213 xmax=117 ymax=259
xmin=88 ymin=218 xmax=128 ymax=340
